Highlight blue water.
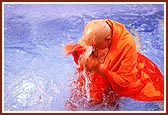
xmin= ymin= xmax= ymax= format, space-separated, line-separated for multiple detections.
xmin=3 ymin=3 xmax=164 ymax=111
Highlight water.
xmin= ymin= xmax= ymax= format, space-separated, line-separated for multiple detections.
xmin=3 ymin=3 xmax=165 ymax=111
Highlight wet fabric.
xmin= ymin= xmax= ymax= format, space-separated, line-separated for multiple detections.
xmin=70 ymin=19 xmax=164 ymax=102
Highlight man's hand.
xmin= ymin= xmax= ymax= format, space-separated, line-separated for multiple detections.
xmin=63 ymin=42 xmax=76 ymax=56
xmin=85 ymin=54 xmax=100 ymax=72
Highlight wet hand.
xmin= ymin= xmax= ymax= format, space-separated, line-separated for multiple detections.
xmin=85 ymin=56 xmax=107 ymax=79
xmin=85 ymin=54 xmax=100 ymax=72
xmin=79 ymin=53 xmax=107 ymax=79
xmin=63 ymin=42 xmax=75 ymax=56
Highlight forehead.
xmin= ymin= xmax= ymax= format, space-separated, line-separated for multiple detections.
xmin=81 ymin=20 xmax=111 ymax=46
xmin=82 ymin=28 xmax=96 ymax=45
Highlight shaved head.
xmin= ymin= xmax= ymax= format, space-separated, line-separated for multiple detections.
xmin=81 ymin=20 xmax=111 ymax=48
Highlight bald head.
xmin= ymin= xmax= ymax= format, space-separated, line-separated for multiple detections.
xmin=81 ymin=20 xmax=112 ymax=49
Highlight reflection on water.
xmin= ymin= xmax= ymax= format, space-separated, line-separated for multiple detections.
xmin=3 ymin=3 xmax=164 ymax=111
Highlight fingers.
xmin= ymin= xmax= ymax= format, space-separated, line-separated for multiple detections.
xmin=63 ymin=43 xmax=80 ymax=56
xmin=85 ymin=57 xmax=99 ymax=72
xmin=63 ymin=43 xmax=75 ymax=56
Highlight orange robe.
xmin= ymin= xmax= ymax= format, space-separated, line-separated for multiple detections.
xmin=71 ymin=19 xmax=164 ymax=102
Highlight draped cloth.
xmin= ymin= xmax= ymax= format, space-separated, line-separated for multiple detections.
xmin=70 ymin=19 xmax=164 ymax=103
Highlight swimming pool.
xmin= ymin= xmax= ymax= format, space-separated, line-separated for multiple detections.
xmin=3 ymin=3 xmax=165 ymax=111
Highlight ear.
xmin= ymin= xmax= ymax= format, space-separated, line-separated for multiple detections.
xmin=106 ymin=36 xmax=111 ymax=41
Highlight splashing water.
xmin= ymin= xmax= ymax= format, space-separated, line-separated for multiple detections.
xmin=3 ymin=3 xmax=164 ymax=111
xmin=64 ymin=45 xmax=120 ymax=111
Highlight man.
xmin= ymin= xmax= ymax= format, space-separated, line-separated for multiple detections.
xmin=64 ymin=19 xmax=164 ymax=104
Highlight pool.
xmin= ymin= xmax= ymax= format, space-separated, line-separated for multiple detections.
xmin=3 ymin=3 xmax=165 ymax=111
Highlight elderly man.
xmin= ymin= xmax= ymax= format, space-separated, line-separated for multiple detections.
xmin=64 ymin=19 xmax=164 ymax=104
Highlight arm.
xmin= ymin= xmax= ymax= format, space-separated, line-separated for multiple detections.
xmin=97 ymin=42 xmax=138 ymax=88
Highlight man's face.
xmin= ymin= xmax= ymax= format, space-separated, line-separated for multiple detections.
xmin=82 ymin=20 xmax=112 ymax=50
xmin=93 ymin=34 xmax=111 ymax=50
